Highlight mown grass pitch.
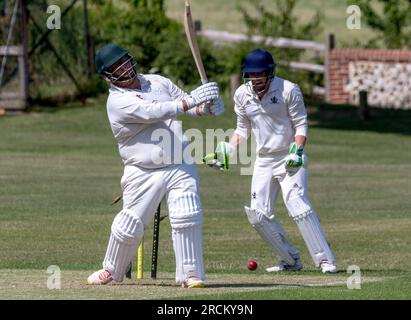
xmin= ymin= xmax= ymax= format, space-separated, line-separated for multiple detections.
xmin=1 ymin=269 xmax=409 ymax=300
xmin=0 ymin=97 xmax=410 ymax=299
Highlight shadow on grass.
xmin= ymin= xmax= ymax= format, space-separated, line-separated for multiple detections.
xmin=306 ymin=101 xmax=411 ymax=136
xmin=205 ymin=283 xmax=308 ymax=289
xmin=28 ymin=97 xmax=411 ymax=137
xmin=29 ymin=97 xmax=105 ymax=114
xmin=115 ymin=282 xmax=309 ymax=289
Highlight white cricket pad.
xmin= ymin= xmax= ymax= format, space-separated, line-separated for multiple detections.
xmin=168 ymin=192 xmax=203 ymax=227
xmin=172 ymin=225 xmax=204 ymax=283
xmin=244 ymin=206 xmax=299 ymax=265
xmin=286 ymin=195 xmax=335 ymax=266
xmin=103 ymin=209 xmax=144 ymax=282
xmin=168 ymin=192 xmax=204 ymax=283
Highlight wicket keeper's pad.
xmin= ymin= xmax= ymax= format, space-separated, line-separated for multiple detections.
xmin=249 ymin=153 xmax=335 ymax=267
xmin=281 ymin=165 xmax=335 ymax=267
xmin=104 ymin=209 xmax=144 ymax=282
xmin=245 ymin=206 xmax=298 ymax=265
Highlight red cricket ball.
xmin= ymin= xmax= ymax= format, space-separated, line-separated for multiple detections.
xmin=247 ymin=259 xmax=258 ymax=271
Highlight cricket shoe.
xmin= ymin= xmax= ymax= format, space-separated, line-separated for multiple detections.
xmin=266 ymin=258 xmax=303 ymax=272
xmin=87 ymin=269 xmax=113 ymax=285
xmin=181 ymin=277 xmax=205 ymax=288
xmin=320 ymin=261 xmax=337 ymax=274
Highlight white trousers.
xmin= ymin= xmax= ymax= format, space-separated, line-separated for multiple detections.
xmin=103 ymin=162 xmax=204 ymax=283
xmin=120 ymin=163 xmax=200 ymax=228
xmin=251 ymin=151 xmax=309 ymax=216
xmin=250 ymin=151 xmax=335 ymax=266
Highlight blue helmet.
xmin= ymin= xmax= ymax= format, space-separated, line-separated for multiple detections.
xmin=242 ymin=48 xmax=276 ymax=75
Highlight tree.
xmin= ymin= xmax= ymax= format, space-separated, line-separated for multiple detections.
xmin=89 ymin=0 xmax=219 ymax=86
xmin=239 ymin=0 xmax=322 ymax=41
xmin=132 ymin=0 xmax=164 ymax=11
xmin=237 ymin=0 xmax=324 ymax=96
xmin=349 ymin=0 xmax=411 ymax=49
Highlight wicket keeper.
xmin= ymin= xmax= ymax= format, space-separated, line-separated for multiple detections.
xmin=205 ymin=48 xmax=337 ymax=274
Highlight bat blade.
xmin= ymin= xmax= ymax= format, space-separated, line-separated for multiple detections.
xmin=184 ymin=0 xmax=208 ymax=84
xmin=111 ymin=195 xmax=122 ymax=205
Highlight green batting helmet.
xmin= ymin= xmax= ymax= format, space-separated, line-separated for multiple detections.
xmin=95 ymin=43 xmax=129 ymax=75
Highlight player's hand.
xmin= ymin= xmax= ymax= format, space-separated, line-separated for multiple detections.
xmin=202 ymin=141 xmax=232 ymax=171
xmin=187 ymin=82 xmax=220 ymax=108
xmin=284 ymin=142 xmax=304 ymax=171
xmin=209 ymin=96 xmax=225 ymax=116
xmin=196 ymin=96 xmax=225 ymax=116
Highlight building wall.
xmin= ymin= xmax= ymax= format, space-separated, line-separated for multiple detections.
xmin=328 ymin=49 xmax=411 ymax=109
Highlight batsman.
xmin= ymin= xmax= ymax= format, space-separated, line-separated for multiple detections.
xmin=87 ymin=44 xmax=224 ymax=287
xmin=204 ymin=48 xmax=337 ymax=274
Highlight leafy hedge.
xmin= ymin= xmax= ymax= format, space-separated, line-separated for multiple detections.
xmin=23 ymin=0 xmax=324 ymax=103
xmin=89 ymin=1 xmax=222 ymax=89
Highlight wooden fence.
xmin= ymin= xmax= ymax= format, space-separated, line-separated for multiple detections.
xmin=197 ymin=28 xmax=334 ymax=98
xmin=0 ymin=45 xmax=29 ymax=111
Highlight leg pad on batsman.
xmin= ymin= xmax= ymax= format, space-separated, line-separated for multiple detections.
xmin=103 ymin=209 xmax=144 ymax=282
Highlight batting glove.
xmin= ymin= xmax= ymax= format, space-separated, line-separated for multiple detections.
xmin=195 ymin=96 xmax=225 ymax=116
xmin=203 ymin=141 xmax=233 ymax=171
xmin=186 ymin=82 xmax=220 ymax=109
xmin=209 ymin=96 xmax=225 ymax=116
xmin=284 ymin=142 xmax=304 ymax=170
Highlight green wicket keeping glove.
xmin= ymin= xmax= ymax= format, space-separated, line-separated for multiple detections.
xmin=284 ymin=142 xmax=304 ymax=170
xmin=202 ymin=141 xmax=232 ymax=171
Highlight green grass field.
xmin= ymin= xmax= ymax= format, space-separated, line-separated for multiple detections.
xmin=0 ymin=96 xmax=410 ymax=300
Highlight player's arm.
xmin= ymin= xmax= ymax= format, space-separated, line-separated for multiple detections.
xmin=285 ymin=85 xmax=308 ymax=170
xmin=109 ymin=82 xmax=219 ymax=124
xmin=203 ymin=95 xmax=250 ymax=171
xmin=166 ymin=77 xmax=224 ymax=117
xmin=294 ymin=135 xmax=306 ymax=148
xmin=185 ymin=96 xmax=224 ymax=117
xmin=228 ymin=95 xmax=252 ymax=153
xmin=287 ymin=85 xmax=308 ymax=139
xmin=230 ymin=132 xmax=246 ymax=148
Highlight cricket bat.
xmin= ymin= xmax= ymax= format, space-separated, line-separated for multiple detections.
xmin=184 ymin=0 xmax=208 ymax=85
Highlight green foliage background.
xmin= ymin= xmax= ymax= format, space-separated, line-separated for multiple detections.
xmin=1 ymin=0 xmax=411 ymax=104
xmin=347 ymin=0 xmax=411 ymax=49
xmin=0 ymin=0 xmax=327 ymax=103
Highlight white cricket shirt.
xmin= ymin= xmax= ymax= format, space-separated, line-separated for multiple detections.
xmin=106 ymin=74 xmax=191 ymax=168
xmin=233 ymin=76 xmax=308 ymax=155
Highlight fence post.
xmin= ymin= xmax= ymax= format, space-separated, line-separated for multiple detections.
xmin=194 ymin=20 xmax=202 ymax=32
xmin=324 ymin=33 xmax=335 ymax=103
xmin=230 ymin=74 xmax=240 ymax=99
xmin=83 ymin=0 xmax=92 ymax=78
xmin=20 ymin=0 xmax=29 ymax=110
xmin=359 ymin=91 xmax=369 ymax=120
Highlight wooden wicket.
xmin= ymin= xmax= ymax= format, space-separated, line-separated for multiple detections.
xmin=137 ymin=237 xmax=144 ymax=279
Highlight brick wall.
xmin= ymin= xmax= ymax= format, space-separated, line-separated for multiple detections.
xmin=328 ymin=49 xmax=411 ymax=108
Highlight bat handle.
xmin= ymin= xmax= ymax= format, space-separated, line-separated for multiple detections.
xmin=201 ymin=78 xmax=213 ymax=114
xmin=205 ymin=102 xmax=212 ymax=114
